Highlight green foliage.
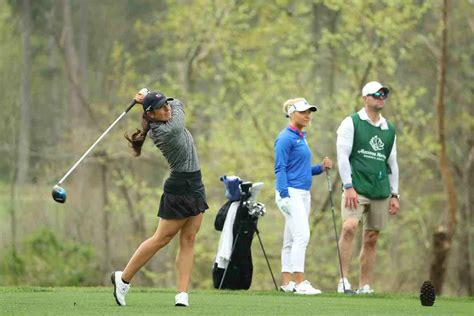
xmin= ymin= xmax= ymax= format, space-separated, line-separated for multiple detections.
xmin=0 ymin=229 xmax=99 ymax=286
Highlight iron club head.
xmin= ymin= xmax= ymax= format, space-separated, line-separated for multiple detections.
xmin=52 ymin=185 xmax=67 ymax=203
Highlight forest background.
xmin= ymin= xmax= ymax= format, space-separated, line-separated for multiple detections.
xmin=0 ymin=0 xmax=472 ymax=296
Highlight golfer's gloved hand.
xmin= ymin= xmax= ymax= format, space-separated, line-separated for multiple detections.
xmin=278 ymin=197 xmax=292 ymax=216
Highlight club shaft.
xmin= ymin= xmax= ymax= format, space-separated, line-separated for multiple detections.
xmin=57 ymin=108 xmax=131 ymax=185
xmin=326 ymin=169 xmax=347 ymax=290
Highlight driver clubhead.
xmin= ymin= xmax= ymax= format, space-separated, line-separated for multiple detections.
xmin=52 ymin=185 xmax=67 ymax=203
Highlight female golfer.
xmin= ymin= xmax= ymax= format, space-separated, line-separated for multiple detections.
xmin=274 ymin=98 xmax=332 ymax=295
xmin=111 ymin=90 xmax=208 ymax=307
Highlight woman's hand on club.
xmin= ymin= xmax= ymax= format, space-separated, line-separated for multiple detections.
xmin=322 ymin=157 xmax=332 ymax=169
xmin=134 ymin=92 xmax=146 ymax=104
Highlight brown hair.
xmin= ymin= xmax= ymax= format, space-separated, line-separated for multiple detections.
xmin=125 ymin=114 xmax=151 ymax=156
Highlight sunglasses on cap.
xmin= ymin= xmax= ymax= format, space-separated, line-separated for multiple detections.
xmin=367 ymin=91 xmax=388 ymax=100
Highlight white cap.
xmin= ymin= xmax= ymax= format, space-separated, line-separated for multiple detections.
xmin=362 ymin=81 xmax=389 ymax=96
xmin=287 ymin=99 xmax=318 ymax=116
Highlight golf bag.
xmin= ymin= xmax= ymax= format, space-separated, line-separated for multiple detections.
xmin=212 ymin=176 xmax=267 ymax=290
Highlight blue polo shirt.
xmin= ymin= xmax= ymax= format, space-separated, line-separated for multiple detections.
xmin=274 ymin=125 xmax=323 ymax=198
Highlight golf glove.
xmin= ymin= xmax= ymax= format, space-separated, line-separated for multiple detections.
xmin=278 ymin=197 xmax=292 ymax=216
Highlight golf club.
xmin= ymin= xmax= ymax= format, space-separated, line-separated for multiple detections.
xmin=51 ymin=88 xmax=149 ymax=203
xmin=325 ymin=168 xmax=356 ymax=295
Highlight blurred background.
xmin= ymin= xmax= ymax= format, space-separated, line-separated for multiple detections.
xmin=0 ymin=0 xmax=472 ymax=296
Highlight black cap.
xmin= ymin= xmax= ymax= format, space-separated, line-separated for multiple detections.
xmin=142 ymin=91 xmax=174 ymax=112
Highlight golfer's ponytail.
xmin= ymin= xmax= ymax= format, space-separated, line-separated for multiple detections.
xmin=125 ymin=115 xmax=151 ymax=157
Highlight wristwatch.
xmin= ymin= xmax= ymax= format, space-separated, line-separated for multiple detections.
xmin=391 ymin=193 xmax=400 ymax=200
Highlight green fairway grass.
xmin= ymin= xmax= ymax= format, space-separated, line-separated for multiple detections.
xmin=0 ymin=287 xmax=472 ymax=315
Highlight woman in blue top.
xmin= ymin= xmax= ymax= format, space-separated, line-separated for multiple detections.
xmin=274 ymin=97 xmax=332 ymax=295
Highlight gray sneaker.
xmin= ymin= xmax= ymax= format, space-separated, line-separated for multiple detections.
xmin=111 ymin=271 xmax=130 ymax=306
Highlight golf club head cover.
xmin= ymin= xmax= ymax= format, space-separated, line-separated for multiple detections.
xmin=220 ymin=175 xmax=242 ymax=201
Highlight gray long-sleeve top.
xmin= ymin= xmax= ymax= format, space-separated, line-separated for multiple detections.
xmin=148 ymin=99 xmax=200 ymax=173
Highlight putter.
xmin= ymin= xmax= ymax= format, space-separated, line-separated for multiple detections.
xmin=51 ymin=88 xmax=149 ymax=203
xmin=325 ymin=169 xmax=356 ymax=295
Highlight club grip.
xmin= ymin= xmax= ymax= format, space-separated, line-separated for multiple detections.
xmin=124 ymin=88 xmax=149 ymax=113
xmin=124 ymin=99 xmax=137 ymax=113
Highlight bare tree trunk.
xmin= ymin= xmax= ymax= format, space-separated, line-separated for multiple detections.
xmin=47 ymin=5 xmax=62 ymax=145
xmin=429 ymin=0 xmax=457 ymax=295
xmin=79 ymin=0 xmax=89 ymax=98
xmin=9 ymin=156 xmax=18 ymax=254
xmin=61 ymin=0 xmax=82 ymax=125
xmin=16 ymin=0 xmax=32 ymax=185
xmin=101 ymin=163 xmax=111 ymax=277
xmin=115 ymin=168 xmax=146 ymax=240
xmin=458 ymin=140 xmax=474 ymax=295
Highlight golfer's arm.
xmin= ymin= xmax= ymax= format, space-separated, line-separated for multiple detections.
xmin=274 ymin=138 xmax=291 ymax=198
xmin=337 ymin=144 xmax=352 ymax=186
xmin=336 ymin=117 xmax=354 ymax=187
xmin=388 ymin=137 xmax=399 ymax=194
xmin=311 ymin=164 xmax=323 ymax=175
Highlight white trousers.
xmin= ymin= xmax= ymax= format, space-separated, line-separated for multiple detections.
xmin=275 ymin=187 xmax=311 ymax=273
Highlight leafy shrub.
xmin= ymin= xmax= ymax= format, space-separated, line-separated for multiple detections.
xmin=0 ymin=229 xmax=99 ymax=286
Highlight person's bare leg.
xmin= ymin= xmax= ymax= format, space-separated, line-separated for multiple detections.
xmin=122 ymin=218 xmax=186 ymax=282
xmin=359 ymin=230 xmax=379 ymax=287
xmin=293 ymin=272 xmax=304 ymax=284
xmin=281 ymin=272 xmax=292 ymax=285
xmin=176 ymin=213 xmax=203 ymax=292
xmin=338 ymin=218 xmax=359 ymax=277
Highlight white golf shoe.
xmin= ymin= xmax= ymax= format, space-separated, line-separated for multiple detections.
xmin=294 ymin=280 xmax=322 ymax=295
xmin=280 ymin=281 xmax=296 ymax=293
xmin=356 ymin=284 xmax=374 ymax=294
xmin=337 ymin=278 xmax=352 ymax=293
xmin=111 ymin=271 xmax=130 ymax=306
xmin=175 ymin=292 xmax=189 ymax=307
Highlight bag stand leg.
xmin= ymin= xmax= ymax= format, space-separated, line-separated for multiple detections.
xmin=255 ymin=227 xmax=278 ymax=291
xmin=218 ymin=230 xmax=241 ymax=290
xmin=218 ymin=220 xmax=278 ymax=291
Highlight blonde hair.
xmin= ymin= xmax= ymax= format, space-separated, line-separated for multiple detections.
xmin=282 ymin=98 xmax=305 ymax=117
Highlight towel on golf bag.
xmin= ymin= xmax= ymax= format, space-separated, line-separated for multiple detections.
xmin=215 ymin=201 xmax=239 ymax=269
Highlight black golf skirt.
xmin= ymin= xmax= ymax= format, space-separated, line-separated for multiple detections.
xmin=158 ymin=170 xmax=208 ymax=220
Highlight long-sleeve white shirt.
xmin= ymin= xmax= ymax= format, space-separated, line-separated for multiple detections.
xmin=336 ymin=108 xmax=399 ymax=194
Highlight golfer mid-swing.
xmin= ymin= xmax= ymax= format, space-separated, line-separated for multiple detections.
xmin=111 ymin=90 xmax=208 ymax=307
